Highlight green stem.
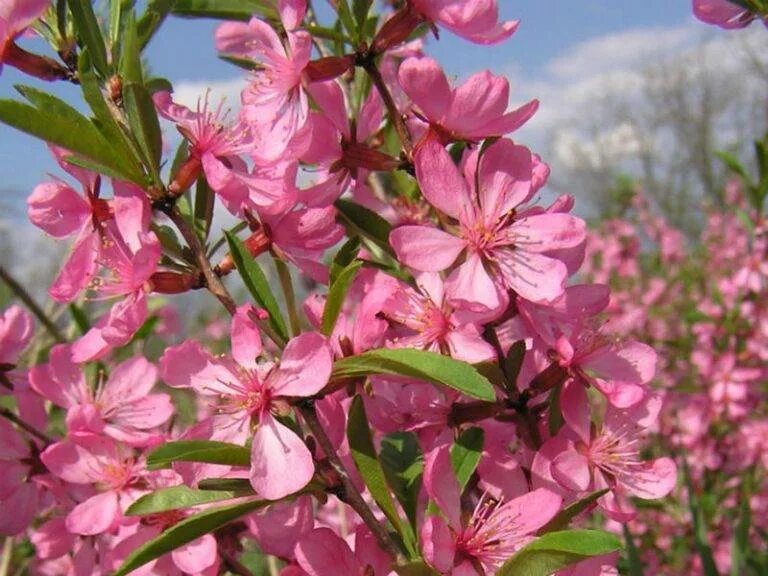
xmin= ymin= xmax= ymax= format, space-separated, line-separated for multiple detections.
xmin=274 ymin=257 xmax=301 ymax=338
xmin=0 ymin=538 xmax=12 ymax=576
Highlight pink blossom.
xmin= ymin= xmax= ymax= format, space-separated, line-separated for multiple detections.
xmin=0 ymin=0 xmax=48 ymax=69
xmin=421 ymin=443 xmax=561 ymax=574
xmin=399 ymin=57 xmax=538 ymax=145
xmin=547 ymin=396 xmax=677 ymax=522
xmin=0 ymin=418 xmax=41 ymax=535
xmin=693 ymin=0 xmax=765 ymax=29
xmin=379 ymin=272 xmax=496 ymax=363
xmin=215 ymin=0 xmax=313 ymax=163
xmin=30 ymin=345 xmax=173 ymax=445
xmin=408 ymin=0 xmax=519 ymax=44
xmin=391 ymin=138 xmax=585 ymax=310
xmin=295 ymin=526 xmax=393 ymax=576
xmin=41 ymin=435 xmax=143 ymax=535
xmin=0 ymin=304 xmax=34 ymax=365
xmin=160 ymin=330 xmax=333 ymax=499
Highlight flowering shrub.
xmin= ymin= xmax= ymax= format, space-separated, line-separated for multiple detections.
xmin=582 ymin=137 xmax=768 ymax=575
xmin=0 ymin=1 xmax=758 ymax=575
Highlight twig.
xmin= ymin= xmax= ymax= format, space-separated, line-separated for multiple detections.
xmin=299 ymin=403 xmax=404 ymax=562
xmin=0 ymin=407 xmax=53 ymax=444
xmin=0 ymin=537 xmax=12 ymax=576
xmin=219 ymin=548 xmax=254 ymax=576
xmin=360 ymin=58 xmax=414 ymax=162
xmin=163 ymin=207 xmax=237 ymax=316
xmin=0 ymin=265 xmax=65 ymax=343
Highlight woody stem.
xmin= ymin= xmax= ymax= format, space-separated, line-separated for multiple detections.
xmin=164 ymin=206 xmax=237 ymax=316
xmin=361 ymin=58 xmax=414 ymax=162
xmin=0 ymin=407 xmax=53 ymax=444
xmin=300 ymin=403 xmax=405 ymax=562
xmin=0 ymin=265 xmax=65 ymax=343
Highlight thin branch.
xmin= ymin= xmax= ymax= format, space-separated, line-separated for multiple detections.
xmin=219 ymin=549 xmax=254 ymax=576
xmin=361 ymin=58 xmax=414 ymax=162
xmin=163 ymin=206 xmax=237 ymax=316
xmin=299 ymin=403 xmax=404 ymax=562
xmin=0 ymin=265 xmax=65 ymax=343
xmin=0 ymin=407 xmax=53 ymax=444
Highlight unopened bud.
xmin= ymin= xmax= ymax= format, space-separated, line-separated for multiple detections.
xmin=150 ymin=271 xmax=198 ymax=294
xmin=3 ymin=43 xmax=72 ymax=82
xmin=168 ymin=156 xmax=202 ymax=197
xmin=215 ymin=227 xmax=272 ymax=276
xmin=304 ymin=55 xmax=355 ymax=82
xmin=371 ymin=5 xmax=424 ymax=54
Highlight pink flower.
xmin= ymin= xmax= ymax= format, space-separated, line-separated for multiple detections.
xmin=379 ymin=272 xmax=496 ymax=363
xmin=30 ymin=345 xmax=173 ymax=445
xmin=0 ymin=418 xmax=41 ymax=535
xmin=547 ymin=396 xmax=677 ymax=522
xmin=390 ymin=138 xmax=586 ymax=311
xmin=421 ymin=444 xmax=561 ymax=574
xmin=0 ymin=305 xmax=34 ymax=365
xmin=41 ymin=435 xmax=143 ymax=535
xmin=295 ymin=526 xmax=393 ymax=576
xmin=408 ymin=0 xmax=519 ymax=44
xmin=0 ymin=0 xmax=48 ymax=70
xmin=27 ymin=147 xmax=108 ymax=302
xmin=69 ymin=182 xmax=161 ymax=363
xmin=399 ymin=57 xmax=538 ymax=145
xmin=693 ymin=0 xmax=764 ymax=29
xmin=160 ymin=322 xmax=333 ymax=500
xmin=215 ymin=0 xmax=314 ymax=163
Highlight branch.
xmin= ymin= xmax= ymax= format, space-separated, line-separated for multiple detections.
xmin=0 ymin=407 xmax=53 ymax=444
xmin=361 ymin=58 xmax=414 ymax=163
xmin=163 ymin=206 xmax=237 ymax=316
xmin=299 ymin=403 xmax=404 ymax=562
xmin=0 ymin=265 xmax=65 ymax=343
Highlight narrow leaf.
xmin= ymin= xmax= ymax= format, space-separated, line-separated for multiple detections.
xmin=335 ymin=199 xmax=395 ymax=256
xmin=198 ymin=478 xmax=255 ymax=492
xmin=623 ymin=524 xmax=645 ymax=576
xmin=497 ymin=530 xmax=623 ymax=576
xmin=321 ymin=260 xmax=363 ymax=336
xmin=379 ymin=432 xmax=423 ymax=528
xmin=224 ymin=231 xmax=289 ymax=343
xmin=450 ymin=427 xmax=484 ymax=491
xmin=69 ymin=0 xmax=110 ymax=76
xmin=172 ymin=0 xmax=277 ymax=21
xmin=347 ymin=397 xmax=416 ymax=554
xmin=114 ymin=499 xmax=269 ymax=576
xmin=333 ymin=349 xmax=496 ymax=401
xmin=394 ymin=562 xmax=441 ymax=576
xmin=123 ymin=82 xmax=163 ymax=180
xmin=538 ymin=489 xmax=609 ymax=534
xmin=126 ymin=486 xmax=241 ymax=516
xmin=146 ymin=440 xmax=251 ymax=470
xmin=138 ymin=0 xmax=177 ymax=48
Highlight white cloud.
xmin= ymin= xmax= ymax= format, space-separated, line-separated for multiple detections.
xmin=170 ymin=77 xmax=247 ymax=111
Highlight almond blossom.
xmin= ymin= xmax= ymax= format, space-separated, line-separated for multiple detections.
xmin=391 ymin=138 xmax=586 ymax=310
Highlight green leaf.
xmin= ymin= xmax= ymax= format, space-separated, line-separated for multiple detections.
xmin=321 ymin=259 xmax=363 ymax=336
xmin=69 ymin=0 xmax=110 ymax=77
xmin=335 ymin=0 xmax=357 ymax=39
xmin=497 ymin=530 xmax=623 ymax=576
xmin=172 ymin=0 xmax=277 ymax=21
xmin=0 ymin=97 xmax=140 ymax=183
xmin=333 ymin=349 xmax=496 ymax=401
xmin=503 ymin=340 xmax=526 ymax=393
xmin=109 ymin=0 xmax=122 ymax=46
xmin=197 ymin=478 xmax=256 ymax=492
xmin=353 ymin=0 xmax=373 ymax=34
xmin=126 ymin=486 xmax=242 ymax=516
xmin=379 ymin=432 xmax=423 ymax=528
xmin=194 ymin=176 xmax=215 ymax=241
xmin=119 ymin=10 xmax=143 ymax=84
xmin=335 ymin=199 xmax=395 ymax=256
xmin=538 ymin=489 xmax=608 ymax=534
xmin=347 ymin=397 xmax=416 ymax=555
xmin=450 ymin=427 xmax=484 ymax=491
xmin=146 ymin=440 xmax=251 ymax=470
xmin=114 ymin=499 xmax=270 ymax=576
xmin=68 ymin=303 xmax=91 ymax=334
xmin=394 ymin=562 xmax=441 ymax=576
xmin=78 ymin=50 xmax=143 ymax=171
xmin=224 ymin=232 xmax=289 ymax=344
xmin=138 ymin=0 xmax=177 ymax=48
xmin=683 ymin=460 xmax=719 ymax=576
xmin=123 ymin=82 xmax=163 ymax=181
xmin=730 ymin=477 xmax=752 ymax=576
xmin=330 ymin=237 xmax=361 ymax=283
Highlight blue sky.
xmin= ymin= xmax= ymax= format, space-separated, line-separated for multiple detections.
xmin=0 ymin=1 xmax=706 ymax=215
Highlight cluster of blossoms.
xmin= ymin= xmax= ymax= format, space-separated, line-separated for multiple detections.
xmin=582 ymin=177 xmax=767 ymax=574
xmin=9 ymin=0 xmax=753 ymax=575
